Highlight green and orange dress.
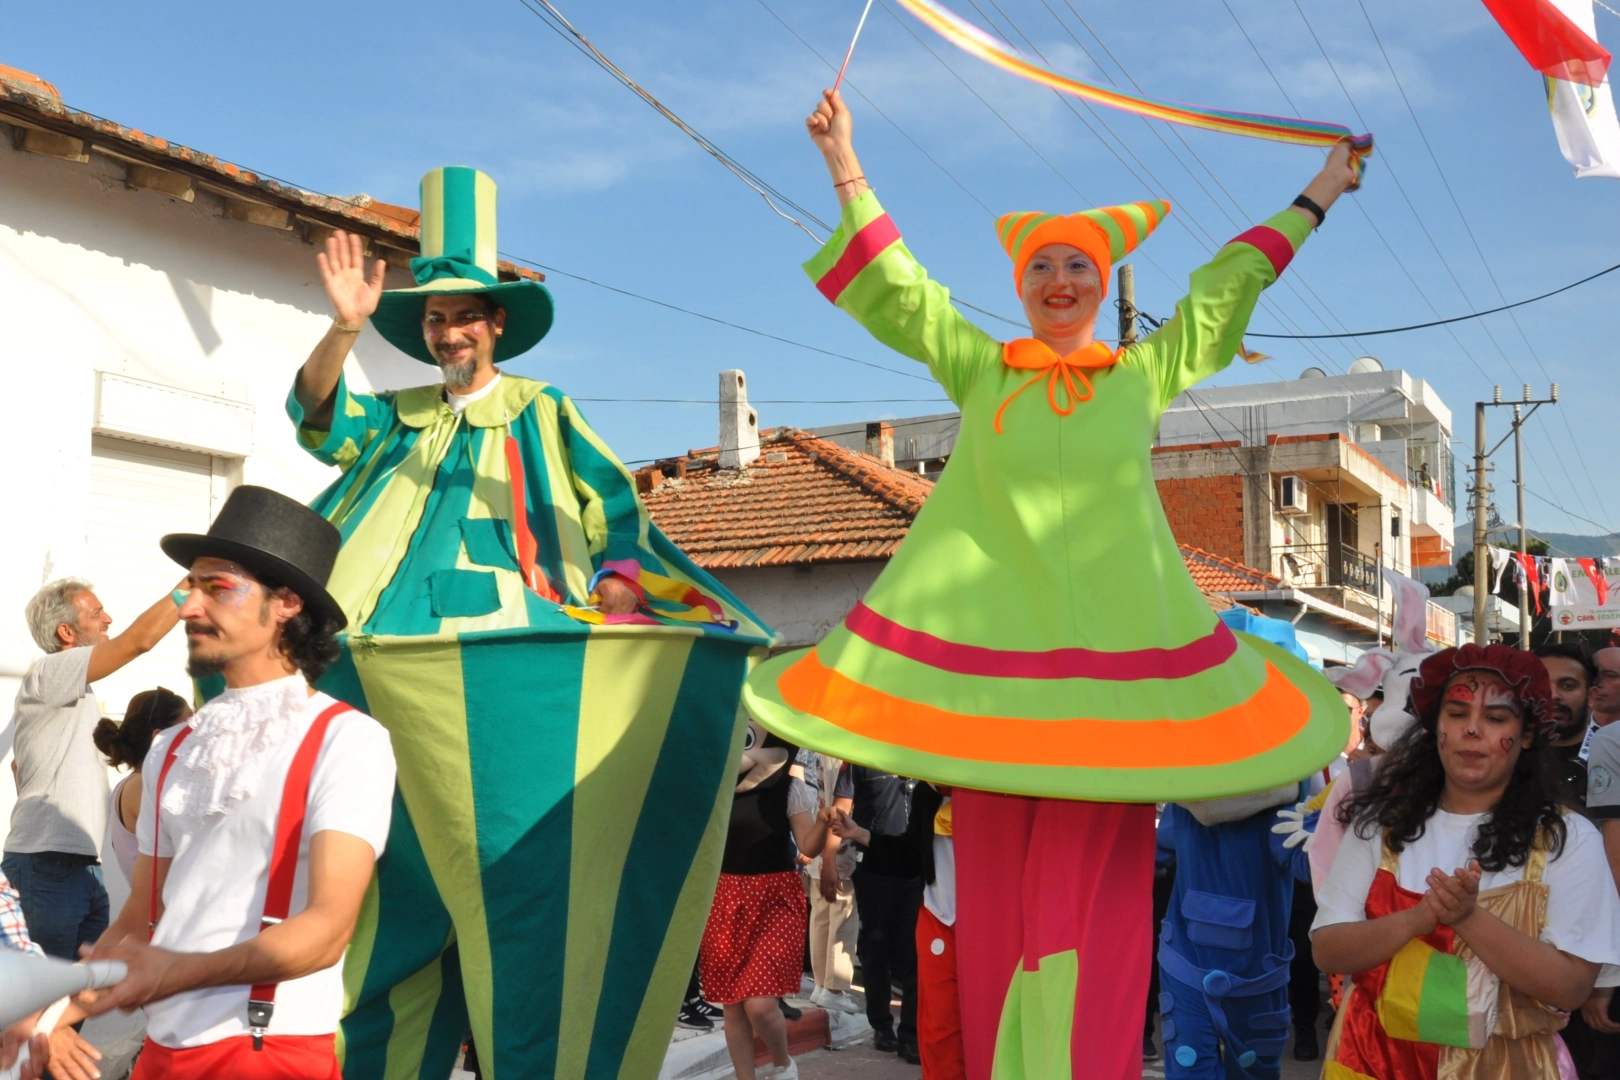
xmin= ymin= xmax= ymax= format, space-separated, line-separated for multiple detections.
xmin=743 ymin=190 xmax=1346 ymax=1079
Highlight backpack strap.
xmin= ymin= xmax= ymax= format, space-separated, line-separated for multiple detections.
xmin=246 ymin=700 xmax=351 ymax=1050
xmin=149 ymin=725 xmax=195 ymax=940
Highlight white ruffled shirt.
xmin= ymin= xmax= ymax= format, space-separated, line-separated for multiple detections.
xmin=138 ymin=676 xmax=396 ymax=1048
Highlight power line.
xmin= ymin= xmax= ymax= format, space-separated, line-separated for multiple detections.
xmin=502 ymin=253 xmax=939 ymax=383
xmin=513 ymin=0 xmax=831 ymax=242
xmin=1232 ymin=0 xmax=1604 ymax=536
xmin=1352 ymin=0 xmax=1613 ymax=530
xmin=1243 ymin=260 xmax=1620 ymax=337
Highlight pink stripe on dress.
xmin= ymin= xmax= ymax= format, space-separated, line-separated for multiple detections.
xmin=843 ymin=602 xmax=1237 ymax=680
xmin=1231 ymin=225 xmax=1296 ymax=276
xmin=815 ymin=214 xmax=903 ymax=303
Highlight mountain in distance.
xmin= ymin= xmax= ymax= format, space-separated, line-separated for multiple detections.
xmin=1453 ymin=522 xmax=1620 ymax=559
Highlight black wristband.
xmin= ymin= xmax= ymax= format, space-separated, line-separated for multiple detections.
xmin=1292 ymin=194 xmax=1327 ymax=227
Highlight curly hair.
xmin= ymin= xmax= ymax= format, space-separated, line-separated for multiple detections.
xmin=93 ymin=687 xmax=189 ymax=769
xmin=253 ymin=568 xmax=342 ymax=684
xmin=1337 ymin=705 xmax=1565 ymax=872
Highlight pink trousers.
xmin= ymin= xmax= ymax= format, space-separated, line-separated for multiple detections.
xmin=953 ymin=791 xmax=1154 ymax=1080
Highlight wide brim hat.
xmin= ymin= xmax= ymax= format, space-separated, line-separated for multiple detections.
xmin=996 ymin=200 xmax=1171 ymax=298
xmin=371 ymin=166 xmax=555 ymax=365
xmin=161 ymin=485 xmax=346 ymax=629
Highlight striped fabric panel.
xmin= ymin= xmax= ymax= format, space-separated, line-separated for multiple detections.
xmin=1376 ymin=938 xmax=1472 ymax=1048
xmin=335 ymin=628 xmax=755 ymax=1080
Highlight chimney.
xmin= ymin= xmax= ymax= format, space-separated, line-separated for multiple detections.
xmin=865 ymin=421 xmax=894 ymax=467
xmin=718 ymin=369 xmax=760 ymax=469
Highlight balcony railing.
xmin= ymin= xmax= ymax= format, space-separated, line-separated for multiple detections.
xmin=1407 ymin=441 xmax=1455 ymax=511
xmin=1279 ymin=542 xmax=1381 ymax=594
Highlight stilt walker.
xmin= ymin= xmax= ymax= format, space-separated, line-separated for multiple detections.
xmin=284 ymin=168 xmax=772 ymax=1080
xmin=744 ymin=88 xmax=1353 ymax=1079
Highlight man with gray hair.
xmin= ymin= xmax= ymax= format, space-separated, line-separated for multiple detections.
xmin=3 ymin=577 xmax=181 ymax=960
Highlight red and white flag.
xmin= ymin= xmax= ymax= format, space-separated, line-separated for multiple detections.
xmin=1540 ymin=0 xmax=1620 ymax=177
xmin=1481 ymin=0 xmax=1610 ymax=85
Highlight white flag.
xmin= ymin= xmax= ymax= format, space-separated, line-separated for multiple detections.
xmin=1544 ymin=0 xmax=1620 ymax=178
xmin=1549 ymin=558 xmax=1583 ymax=606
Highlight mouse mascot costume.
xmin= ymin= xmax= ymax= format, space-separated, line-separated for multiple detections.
xmin=283 ymin=167 xmax=772 ymax=1080
xmin=744 ymin=188 xmax=1347 ymax=1079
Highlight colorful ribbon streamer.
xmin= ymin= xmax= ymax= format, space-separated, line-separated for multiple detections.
xmin=894 ymin=0 xmax=1373 ymax=171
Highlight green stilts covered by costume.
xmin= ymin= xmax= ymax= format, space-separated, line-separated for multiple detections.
xmin=284 ymin=168 xmax=771 ymax=1080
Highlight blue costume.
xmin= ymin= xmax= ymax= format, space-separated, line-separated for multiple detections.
xmin=1154 ymin=610 xmax=1316 ymax=1080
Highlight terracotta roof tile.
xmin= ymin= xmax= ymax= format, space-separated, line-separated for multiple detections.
xmin=0 ymin=64 xmax=536 ymax=283
xmin=1179 ymin=545 xmax=1282 ymax=593
xmin=641 ymin=428 xmax=931 ymax=568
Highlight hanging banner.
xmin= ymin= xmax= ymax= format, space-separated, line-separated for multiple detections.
xmin=1550 ymin=557 xmax=1620 ymax=627
xmin=1543 ymin=0 xmax=1620 ymax=178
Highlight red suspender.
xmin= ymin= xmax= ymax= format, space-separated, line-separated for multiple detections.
xmin=149 ymin=725 xmax=195 ymax=939
xmin=149 ymin=699 xmax=353 ymax=1050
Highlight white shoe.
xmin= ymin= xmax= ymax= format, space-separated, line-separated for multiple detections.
xmin=818 ymin=990 xmax=862 ymax=1014
xmin=799 ymin=974 xmax=818 ymax=996
xmin=807 ymin=986 xmax=825 ymax=1006
xmin=773 ymin=1060 xmax=798 ymax=1080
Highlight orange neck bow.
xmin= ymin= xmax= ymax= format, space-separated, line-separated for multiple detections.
xmin=995 ymin=338 xmax=1121 ymax=433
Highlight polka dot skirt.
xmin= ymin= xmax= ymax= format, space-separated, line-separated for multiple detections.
xmin=699 ymin=870 xmax=808 ymax=1004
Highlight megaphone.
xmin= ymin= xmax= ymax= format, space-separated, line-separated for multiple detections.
xmin=0 ymin=950 xmax=127 ymax=1028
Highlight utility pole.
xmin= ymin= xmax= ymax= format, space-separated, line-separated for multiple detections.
xmin=1514 ymin=401 xmax=1528 ymax=647
xmin=1472 ymin=398 xmax=1489 ymax=645
xmin=1118 ymin=263 xmax=1137 ymax=345
xmin=1472 ymin=384 xmax=1560 ymax=647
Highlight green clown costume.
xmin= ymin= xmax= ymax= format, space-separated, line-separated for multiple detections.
xmin=284 ymin=167 xmax=771 ymax=1080
xmin=742 ymin=189 xmax=1347 ymax=1080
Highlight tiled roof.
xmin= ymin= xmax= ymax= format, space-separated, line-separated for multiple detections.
xmin=1180 ymin=545 xmax=1282 ymax=593
xmin=640 ymin=428 xmax=931 ymax=568
xmin=0 ymin=64 xmax=537 ymax=283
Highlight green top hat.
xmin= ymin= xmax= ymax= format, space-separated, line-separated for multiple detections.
xmin=370 ymin=166 xmax=555 ymax=365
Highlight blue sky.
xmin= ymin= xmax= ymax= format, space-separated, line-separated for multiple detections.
xmin=8 ymin=0 xmax=1618 ymax=534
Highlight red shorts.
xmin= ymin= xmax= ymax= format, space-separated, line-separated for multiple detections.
xmin=130 ymin=1034 xmax=341 ymax=1079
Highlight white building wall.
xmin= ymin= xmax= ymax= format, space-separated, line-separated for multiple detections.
xmin=0 ymin=138 xmax=425 ymax=846
xmin=711 ymin=563 xmax=886 ymax=651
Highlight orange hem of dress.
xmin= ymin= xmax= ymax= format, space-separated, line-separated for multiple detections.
xmin=775 ymin=650 xmax=1310 ymax=769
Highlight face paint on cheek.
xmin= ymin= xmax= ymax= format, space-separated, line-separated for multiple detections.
xmin=1499 ymin=737 xmax=1516 ymax=754
xmin=1437 ymin=730 xmax=1448 ymax=748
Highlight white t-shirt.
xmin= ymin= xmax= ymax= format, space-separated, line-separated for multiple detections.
xmin=137 ymin=678 xmax=396 ymax=1048
xmin=1312 ymin=809 xmax=1620 ymax=985
xmin=6 ymin=648 xmax=109 ymax=856
xmin=446 ymin=371 xmax=502 ymax=414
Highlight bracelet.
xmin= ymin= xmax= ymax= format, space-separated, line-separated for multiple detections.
xmin=1291 ymin=194 xmax=1327 ymax=227
xmin=833 ymin=176 xmax=867 ymax=190
xmin=332 ymin=318 xmax=364 ymax=334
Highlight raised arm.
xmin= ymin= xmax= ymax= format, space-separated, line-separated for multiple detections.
xmin=801 ymin=90 xmax=1001 ymax=403
xmin=86 ymin=585 xmax=184 ymax=685
xmin=1125 ymin=141 xmax=1359 ymax=411
xmin=293 ymin=231 xmax=388 ymax=431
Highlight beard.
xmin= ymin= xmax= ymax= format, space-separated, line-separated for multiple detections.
xmin=185 ymin=622 xmax=227 ymax=678
xmin=438 ymin=354 xmax=477 ymax=391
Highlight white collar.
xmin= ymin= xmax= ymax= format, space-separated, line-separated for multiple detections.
xmin=161 ymin=674 xmax=314 ymax=818
xmin=446 ymin=371 xmax=503 ymax=414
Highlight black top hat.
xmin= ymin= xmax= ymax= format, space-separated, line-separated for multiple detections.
xmin=161 ymin=486 xmax=346 ymax=629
